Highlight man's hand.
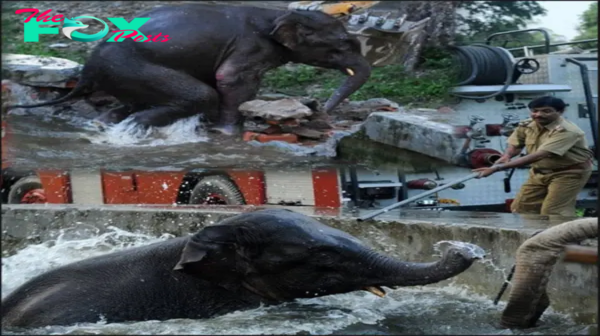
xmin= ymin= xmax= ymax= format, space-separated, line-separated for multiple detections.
xmin=472 ymin=166 xmax=500 ymax=178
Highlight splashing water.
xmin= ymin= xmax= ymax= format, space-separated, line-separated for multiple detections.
xmin=433 ymin=240 xmax=487 ymax=260
xmin=2 ymin=228 xmax=590 ymax=335
xmin=79 ymin=115 xmax=210 ymax=147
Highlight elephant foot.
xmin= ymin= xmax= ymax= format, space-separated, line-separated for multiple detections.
xmin=305 ymin=111 xmax=334 ymax=130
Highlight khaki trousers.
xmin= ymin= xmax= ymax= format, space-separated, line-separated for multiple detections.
xmin=510 ymin=168 xmax=592 ymax=217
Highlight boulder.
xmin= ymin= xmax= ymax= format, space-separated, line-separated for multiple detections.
xmin=239 ymin=98 xmax=313 ymax=121
xmin=1 ymin=54 xmax=82 ymax=88
xmin=361 ymin=111 xmax=462 ymax=163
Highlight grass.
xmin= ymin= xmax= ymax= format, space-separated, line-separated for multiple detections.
xmin=262 ymin=48 xmax=459 ymax=107
xmin=1 ymin=8 xmax=88 ymax=63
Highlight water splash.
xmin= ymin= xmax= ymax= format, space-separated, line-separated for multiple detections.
xmin=83 ymin=116 xmax=210 ymax=147
xmin=433 ymin=240 xmax=487 ymax=260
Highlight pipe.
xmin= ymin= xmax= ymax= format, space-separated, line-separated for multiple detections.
xmin=357 ymin=172 xmax=480 ymax=221
xmin=506 ymin=38 xmax=598 ymax=52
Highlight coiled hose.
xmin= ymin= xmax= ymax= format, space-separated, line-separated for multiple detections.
xmin=448 ymin=44 xmax=518 ymax=100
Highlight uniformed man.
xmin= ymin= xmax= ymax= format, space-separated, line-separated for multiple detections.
xmin=472 ymin=96 xmax=594 ymax=217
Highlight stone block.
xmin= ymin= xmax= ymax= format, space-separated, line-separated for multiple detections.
xmin=239 ymin=98 xmax=313 ymax=121
xmin=1 ymin=53 xmax=82 ymax=88
xmin=361 ymin=111 xmax=462 ymax=163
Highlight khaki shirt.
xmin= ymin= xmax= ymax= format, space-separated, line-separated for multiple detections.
xmin=507 ymin=117 xmax=593 ymax=169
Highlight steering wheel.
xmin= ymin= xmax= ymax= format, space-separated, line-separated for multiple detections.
xmin=515 ymin=58 xmax=540 ymax=74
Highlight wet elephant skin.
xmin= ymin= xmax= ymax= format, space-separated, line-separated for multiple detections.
xmin=77 ymin=3 xmax=372 ymax=135
xmin=1 ymin=209 xmax=479 ymax=328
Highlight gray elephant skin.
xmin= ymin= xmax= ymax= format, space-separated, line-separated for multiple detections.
xmin=11 ymin=3 xmax=372 ymax=135
xmin=2 ymin=209 xmax=481 ymax=329
xmin=500 ymin=217 xmax=598 ymax=329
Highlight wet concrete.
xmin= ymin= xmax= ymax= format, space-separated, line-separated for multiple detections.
xmin=2 ymin=204 xmax=597 ymax=325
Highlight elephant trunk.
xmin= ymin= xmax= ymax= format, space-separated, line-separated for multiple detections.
xmin=501 ymin=218 xmax=598 ymax=329
xmin=368 ymin=244 xmax=482 ymax=287
xmin=322 ymin=58 xmax=371 ymax=113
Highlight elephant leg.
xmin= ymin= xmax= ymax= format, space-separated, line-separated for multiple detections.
xmin=100 ymin=63 xmax=219 ymax=129
xmin=95 ymin=105 xmax=135 ymax=125
xmin=210 ymin=63 xmax=263 ymax=136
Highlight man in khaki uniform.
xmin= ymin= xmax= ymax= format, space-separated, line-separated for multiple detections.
xmin=473 ymin=96 xmax=594 ymax=217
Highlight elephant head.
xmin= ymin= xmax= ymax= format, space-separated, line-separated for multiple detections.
xmin=500 ymin=218 xmax=598 ymax=329
xmin=174 ymin=209 xmax=482 ymax=302
xmin=269 ymin=11 xmax=372 ymax=113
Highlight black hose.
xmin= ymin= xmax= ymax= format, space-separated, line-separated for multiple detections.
xmin=448 ymin=44 xmax=517 ymax=100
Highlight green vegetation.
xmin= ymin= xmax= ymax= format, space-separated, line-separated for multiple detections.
xmin=573 ymin=2 xmax=598 ymax=49
xmin=1 ymin=8 xmax=88 ymax=63
xmin=262 ymin=48 xmax=459 ymax=108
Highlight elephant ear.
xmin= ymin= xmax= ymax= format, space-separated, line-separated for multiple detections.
xmin=269 ymin=11 xmax=317 ymax=50
xmin=174 ymin=224 xmax=259 ymax=290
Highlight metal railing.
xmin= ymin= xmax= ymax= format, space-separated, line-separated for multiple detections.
xmin=565 ymin=57 xmax=599 ymax=159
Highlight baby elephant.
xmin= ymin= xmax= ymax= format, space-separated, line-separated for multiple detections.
xmin=2 ymin=209 xmax=482 ymax=329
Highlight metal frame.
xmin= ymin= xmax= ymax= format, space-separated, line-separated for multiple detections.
xmin=486 ymin=28 xmax=551 ymax=54
xmin=565 ymin=57 xmax=599 ymax=158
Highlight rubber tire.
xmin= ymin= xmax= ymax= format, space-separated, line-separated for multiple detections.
xmin=189 ymin=175 xmax=246 ymax=205
xmin=7 ymin=175 xmax=44 ymax=204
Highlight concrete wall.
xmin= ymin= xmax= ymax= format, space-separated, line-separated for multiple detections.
xmin=2 ymin=204 xmax=597 ymax=324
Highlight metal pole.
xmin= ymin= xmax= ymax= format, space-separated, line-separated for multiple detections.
xmin=357 ymin=172 xmax=480 ymax=222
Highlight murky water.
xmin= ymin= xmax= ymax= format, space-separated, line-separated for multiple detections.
xmin=4 ymin=113 xmax=355 ymax=170
xmin=1 ymin=227 xmax=593 ymax=335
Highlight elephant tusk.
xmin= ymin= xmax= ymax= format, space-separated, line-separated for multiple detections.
xmin=346 ymin=68 xmax=354 ymax=76
xmin=364 ymin=286 xmax=386 ymax=297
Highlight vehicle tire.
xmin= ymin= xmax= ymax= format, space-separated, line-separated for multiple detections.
xmin=189 ymin=175 xmax=246 ymax=205
xmin=7 ymin=175 xmax=46 ymax=204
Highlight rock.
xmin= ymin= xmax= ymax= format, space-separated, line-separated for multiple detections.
xmin=282 ymin=125 xmax=327 ymax=140
xmin=49 ymin=43 xmax=69 ymax=49
xmin=361 ymin=111 xmax=462 ymax=163
xmin=344 ymin=98 xmax=400 ymax=111
xmin=2 ymin=54 xmax=82 ymax=89
xmin=332 ymin=98 xmax=401 ymax=121
xmin=239 ymin=98 xmax=313 ymax=121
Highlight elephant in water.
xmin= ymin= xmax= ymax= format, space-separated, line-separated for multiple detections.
xmin=2 ymin=209 xmax=482 ymax=329
xmin=9 ymin=3 xmax=372 ymax=135
xmin=500 ymin=217 xmax=598 ymax=329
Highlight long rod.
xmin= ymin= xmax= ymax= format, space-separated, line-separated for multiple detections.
xmin=357 ymin=172 xmax=480 ymax=222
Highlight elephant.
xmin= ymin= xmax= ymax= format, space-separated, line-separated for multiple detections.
xmin=9 ymin=3 xmax=372 ymax=135
xmin=500 ymin=217 xmax=598 ymax=329
xmin=2 ymin=209 xmax=482 ymax=329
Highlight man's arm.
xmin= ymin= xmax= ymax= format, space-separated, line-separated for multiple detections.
xmin=494 ymin=150 xmax=553 ymax=170
xmin=497 ymin=144 xmax=524 ymax=163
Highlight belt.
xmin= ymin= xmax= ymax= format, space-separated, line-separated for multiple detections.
xmin=532 ymin=160 xmax=592 ymax=174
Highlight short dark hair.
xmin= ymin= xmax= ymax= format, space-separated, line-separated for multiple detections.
xmin=528 ymin=96 xmax=566 ymax=112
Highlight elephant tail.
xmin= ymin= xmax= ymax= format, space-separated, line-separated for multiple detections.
xmin=6 ymin=76 xmax=96 ymax=109
xmin=500 ymin=218 xmax=598 ymax=329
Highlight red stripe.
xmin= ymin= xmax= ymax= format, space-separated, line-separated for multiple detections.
xmin=312 ymin=167 xmax=341 ymax=208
